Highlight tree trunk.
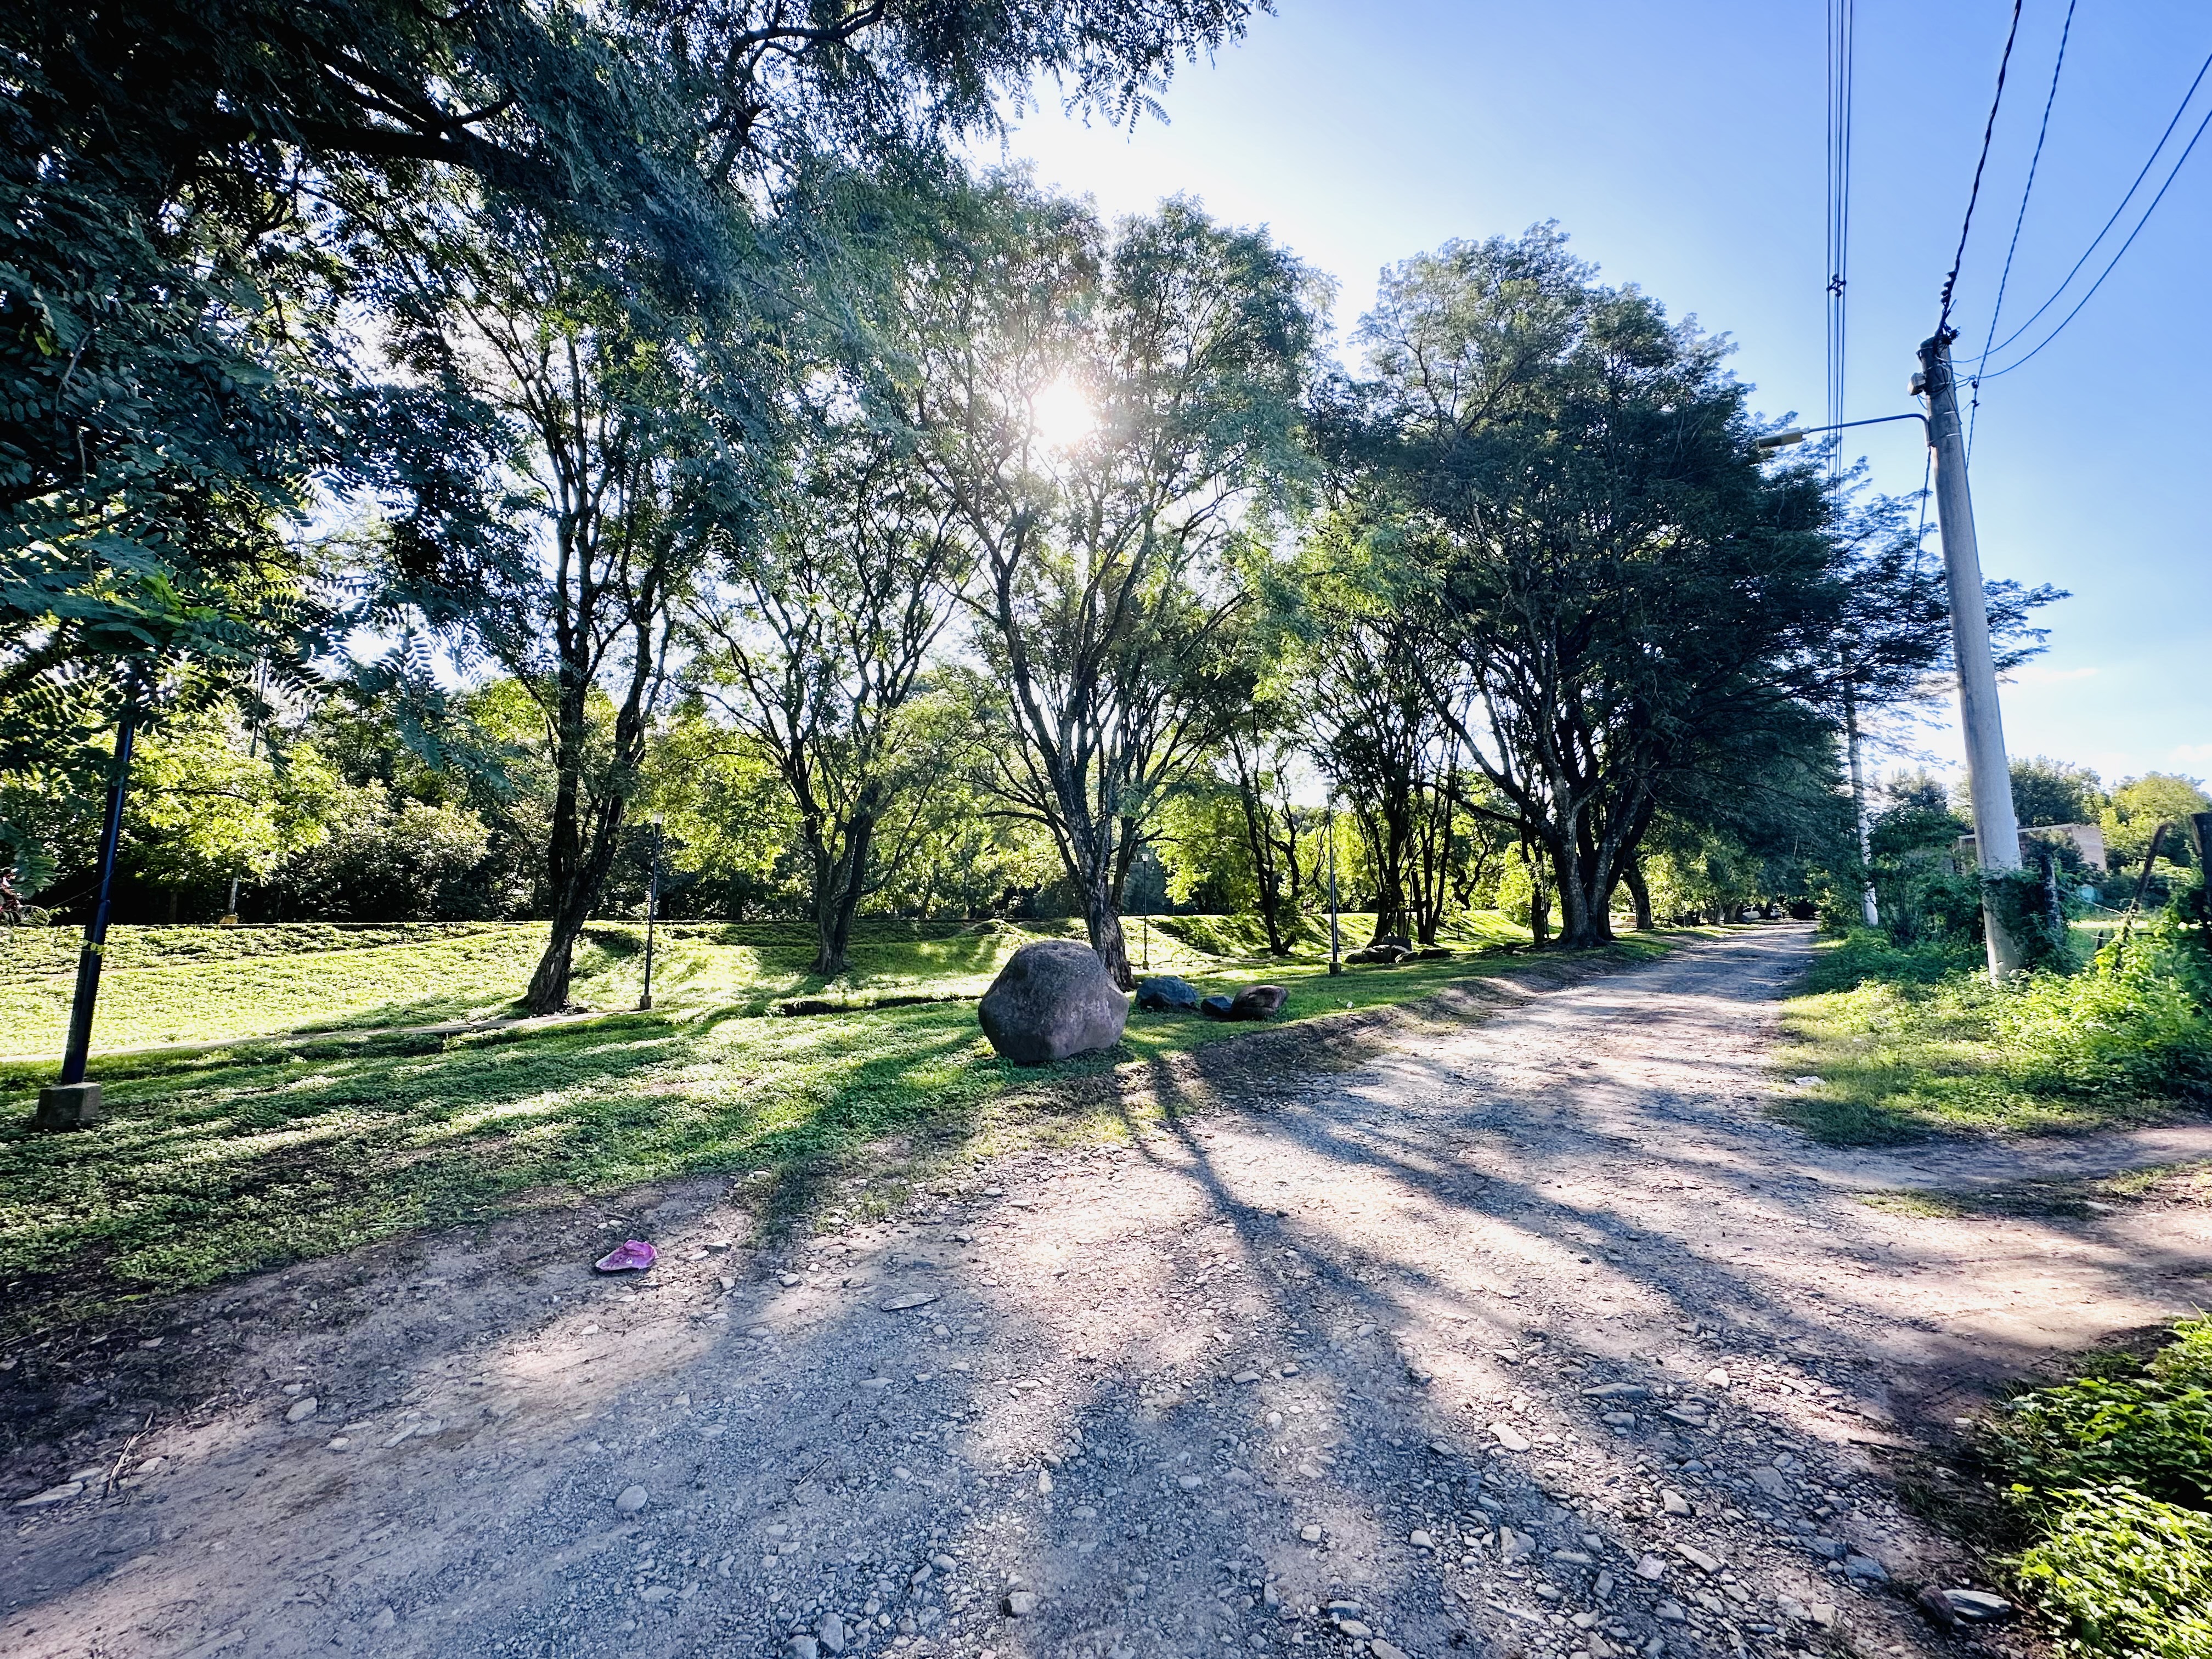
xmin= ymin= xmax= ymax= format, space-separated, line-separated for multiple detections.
xmin=1844 ymin=671 xmax=1880 ymax=928
xmin=1529 ymin=872 xmax=1551 ymax=947
xmin=1549 ymin=838 xmax=1616 ymax=950
xmin=1082 ymin=873 xmax=1135 ymax=989
xmin=1367 ymin=802 xmax=1414 ymax=943
xmin=1234 ymin=779 xmax=1290 ymax=956
xmin=525 ymin=804 xmax=627 ymax=1013
xmin=1623 ymin=856 xmax=1654 ymax=932
xmin=810 ymin=813 xmax=877 ymax=977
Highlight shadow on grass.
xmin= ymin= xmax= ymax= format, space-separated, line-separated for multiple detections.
xmin=0 ymin=934 xmax=1672 ymax=1345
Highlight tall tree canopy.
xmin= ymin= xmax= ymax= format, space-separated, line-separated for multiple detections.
xmin=2 ymin=0 xmax=1267 ymax=872
xmin=1323 ymin=227 xmax=1854 ymax=949
xmin=906 ymin=181 xmax=1319 ymax=985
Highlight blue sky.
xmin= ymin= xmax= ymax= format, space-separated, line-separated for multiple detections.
xmin=979 ymin=0 xmax=2211 ymax=794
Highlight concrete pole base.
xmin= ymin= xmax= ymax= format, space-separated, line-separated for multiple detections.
xmin=34 ymin=1082 xmax=104 ymax=1131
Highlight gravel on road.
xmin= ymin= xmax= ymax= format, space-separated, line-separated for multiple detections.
xmin=7 ymin=924 xmax=2206 ymax=1659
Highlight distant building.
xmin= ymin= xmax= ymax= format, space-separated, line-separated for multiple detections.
xmin=1955 ymin=822 xmax=2107 ymax=870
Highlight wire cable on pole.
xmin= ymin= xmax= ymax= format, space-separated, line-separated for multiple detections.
xmin=1968 ymin=0 xmax=2076 ymax=460
xmin=1979 ymin=94 xmax=2212 ymax=380
xmin=1967 ymin=43 xmax=2212 ymax=369
xmin=1938 ymin=0 xmax=2025 ymax=335
xmin=1825 ymin=0 xmax=1855 ymax=492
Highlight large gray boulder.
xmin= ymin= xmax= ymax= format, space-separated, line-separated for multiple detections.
xmin=978 ymin=940 xmax=1129 ymax=1065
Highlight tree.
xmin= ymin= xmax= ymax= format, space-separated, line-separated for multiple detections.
xmin=380 ymin=207 xmax=729 ymax=1012
xmin=2103 ymin=774 xmax=2210 ymax=873
xmin=1220 ymin=702 xmax=1315 ymax=956
xmin=907 ymin=183 xmax=1319 ymax=985
xmin=5 ymin=0 xmax=1268 ymax=910
xmin=693 ymin=415 xmax=969 ymax=975
xmin=124 ymin=712 xmax=343 ymax=903
xmin=2 ymin=0 xmax=707 ymax=816
xmin=1291 ymin=518 xmax=1473 ymax=946
xmin=1325 ymin=227 xmax=1862 ymax=949
xmin=2006 ymin=756 xmax=2107 ymax=828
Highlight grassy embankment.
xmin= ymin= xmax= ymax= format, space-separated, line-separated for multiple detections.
xmin=1772 ymin=927 xmax=2212 ymax=1144
xmin=1960 ymin=1318 xmax=2212 ymax=1659
xmin=0 ymin=908 xmax=1628 ymax=1340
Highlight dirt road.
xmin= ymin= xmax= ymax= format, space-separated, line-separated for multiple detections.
xmin=7 ymin=925 xmax=2208 ymax=1659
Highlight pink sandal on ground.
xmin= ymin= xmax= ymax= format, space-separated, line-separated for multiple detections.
xmin=594 ymin=1239 xmax=657 ymax=1273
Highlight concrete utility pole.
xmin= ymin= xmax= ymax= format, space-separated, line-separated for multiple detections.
xmin=1917 ymin=329 xmax=2022 ymax=980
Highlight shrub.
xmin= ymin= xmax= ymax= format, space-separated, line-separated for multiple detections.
xmin=1989 ymin=1321 xmax=2212 ymax=1658
xmin=2011 ymin=1488 xmax=2212 ymax=1659
xmin=1991 ymin=1349 xmax=2212 ymax=1510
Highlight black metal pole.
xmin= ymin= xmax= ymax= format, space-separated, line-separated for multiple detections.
xmin=639 ymin=820 xmax=662 ymax=1012
xmin=59 ymin=700 xmax=140 ymax=1086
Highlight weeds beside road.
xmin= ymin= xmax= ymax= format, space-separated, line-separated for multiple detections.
xmin=1774 ymin=927 xmax=2212 ymax=1145
xmin=1969 ymin=1318 xmax=2212 ymax=1659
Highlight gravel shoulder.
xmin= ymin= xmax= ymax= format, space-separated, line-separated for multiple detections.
xmin=7 ymin=923 xmax=2208 ymax=1659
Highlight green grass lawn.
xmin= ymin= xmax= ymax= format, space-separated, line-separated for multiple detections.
xmin=0 ymin=915 xmax=1222 ymax=1056
xmin=1773 ymin=928 xmax=2212 ymax=1144
xmin=0 ymin=910 xmax=1690 ymax=1343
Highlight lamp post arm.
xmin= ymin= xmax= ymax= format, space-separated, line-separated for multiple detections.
xmin=1754 ymin=411 xmax=1931 ymax=449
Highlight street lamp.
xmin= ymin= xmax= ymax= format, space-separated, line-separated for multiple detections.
xmin=1752 ymin=410 xmax=1928 ymax=450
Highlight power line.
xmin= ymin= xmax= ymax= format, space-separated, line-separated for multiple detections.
xmin=1968 ymin=0 xmax=2076 ymax=460
xmin=1980 ymin=94 xmax=2212 ymax=379
xmin=1971 ymin=43 xmax=2212 ymax=366
xmin=1825 ymin=0 xmax=1854 ymax=488
xmin=1937 ymin=0 xmax=2025 ymax=335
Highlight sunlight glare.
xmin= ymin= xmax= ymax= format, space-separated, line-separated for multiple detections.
xmin=1029 ymin=376 xmax=1096 ymax=451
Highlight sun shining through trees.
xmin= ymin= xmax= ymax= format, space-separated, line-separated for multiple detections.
xmin=1028 ymin=375 xmax=1097 ymax=452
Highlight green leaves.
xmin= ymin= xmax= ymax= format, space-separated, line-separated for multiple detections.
xmin=1328 ymin=227 xmax=1845 ymax=944
xmin=2012 ymin=1487 xmax=2212 ymax=1659
xmin=1994 ymin=1321 xmax=2212 ymax=1657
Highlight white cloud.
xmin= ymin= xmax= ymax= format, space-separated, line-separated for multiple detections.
xmin=2167 ymin=742 xmax=2212 ymax=772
